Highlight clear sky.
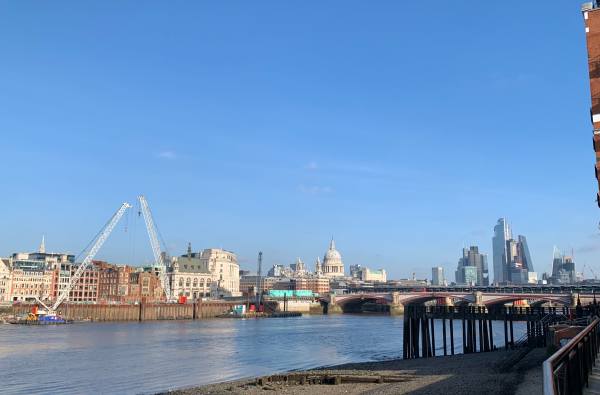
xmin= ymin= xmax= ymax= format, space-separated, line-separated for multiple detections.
xmin=1 ymin=1 xmax=598 ymax=280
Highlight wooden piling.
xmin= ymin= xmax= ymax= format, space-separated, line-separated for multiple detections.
xmin=442 ymin=318 xmax=447 ymax=356
xmin=450 ymin=318 xmax=455 ymax=355
xmin=430 ymin=318 xmax=436 ymax=357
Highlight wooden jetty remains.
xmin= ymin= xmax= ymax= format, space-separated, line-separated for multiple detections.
xmin=403 ymin=305 xmax=574 ymax=359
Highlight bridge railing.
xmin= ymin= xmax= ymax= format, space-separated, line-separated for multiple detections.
xmin=542 ymin=317 xmax=600 ymax=395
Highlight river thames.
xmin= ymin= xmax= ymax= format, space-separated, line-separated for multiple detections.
xmin=1 ymin=315 xmax=525 ymax=394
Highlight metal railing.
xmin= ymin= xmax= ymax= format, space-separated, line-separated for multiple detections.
xmin=543 ymin=317 xmax=600 ymax=395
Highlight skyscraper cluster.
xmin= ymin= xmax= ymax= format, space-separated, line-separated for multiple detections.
xmin=492 ymin=218 xmax=535 ymax=285
xmin=455 ymin=246 xmax=489 ymax=286
xmin=550 ymin=246 xmax=576 ymax=284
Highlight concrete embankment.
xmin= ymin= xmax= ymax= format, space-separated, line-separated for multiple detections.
xmin=165 ymin=348 xmax=548 ymax=395
xmin=9 ymin=302 xmax=238 ymax=321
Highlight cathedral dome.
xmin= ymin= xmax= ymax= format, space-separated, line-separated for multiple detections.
xmin=325 ymin=247 xmax=341 ymax=262
xmin=322 ymin=238 xmax=344 ymax=277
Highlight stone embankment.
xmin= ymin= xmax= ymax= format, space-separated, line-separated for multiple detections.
xmin=164 ymin=348 xmax=548 ymax=395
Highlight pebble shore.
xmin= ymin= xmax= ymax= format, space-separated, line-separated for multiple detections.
xmin=163 ymin=348 xmax=548 ymax=395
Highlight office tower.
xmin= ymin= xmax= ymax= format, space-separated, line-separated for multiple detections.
xmin=492 ymin=218 xmax=512 ymax=284
xmin=455 ymin=246 xmax=488 ymax=286
xmin=432 ymin=267 xmax=444 ymax=286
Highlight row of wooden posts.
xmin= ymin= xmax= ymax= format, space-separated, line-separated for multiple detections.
xmin=403 ymin=305 xmax=568 ymax=359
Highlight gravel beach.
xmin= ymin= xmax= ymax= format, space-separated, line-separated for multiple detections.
xmin=164 ymin=348 xmax=548 ymax=395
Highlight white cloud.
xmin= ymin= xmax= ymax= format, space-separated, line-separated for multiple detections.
xmin=157 ymin=151 xmax=177 ymax=160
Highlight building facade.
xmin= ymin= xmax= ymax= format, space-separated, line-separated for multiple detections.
xmin=171 ymin=247 xmax=213 ymax=299
xmin=356 ymin=267 xmax=387 ymax=282
xmin=0 ymin=259 xmax=12 ymax=303
xmin=582 ymin=3 xmax=600 ymax=206
xmin=431 ymin=267 xmax=444 ymax=286
xmin=199 ymin=248 xmax=240 ymax=296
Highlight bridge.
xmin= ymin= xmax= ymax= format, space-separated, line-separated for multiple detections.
xmin=322 ymin=291 xmax=595 ymax=314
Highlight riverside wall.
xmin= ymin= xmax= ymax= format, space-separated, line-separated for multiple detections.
xmin=11 ymin=301 xmax=238 ymax=322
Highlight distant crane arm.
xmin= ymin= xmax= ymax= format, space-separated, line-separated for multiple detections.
xmin=138 ymin=195 xmax=172 ymax=301
xmin=51 ymin=202 xmax=132 ymax=312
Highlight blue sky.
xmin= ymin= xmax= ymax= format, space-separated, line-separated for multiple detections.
xmin=0 ymin=1 xmax=598 ymax=280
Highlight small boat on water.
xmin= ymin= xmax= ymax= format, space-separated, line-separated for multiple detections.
xmin=9 ymin=306 xmax=71 ymax=325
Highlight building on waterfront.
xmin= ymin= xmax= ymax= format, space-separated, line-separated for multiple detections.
xmin=455 ymin=246 xmax=488 ymax=286
xmin=199 ymin=248 xmax=241 ymax=296
xmin=431 ymin=267 xmax=444 ymax=286
xmin=239 ymin=275 xmax=280 ymax=296
xmin=9 ymin=260 xmax=54 ymax=302
xmin=272 ymin=276 xmax=330 ymax=295
xmin=322 ymin=239 xmax=344 ymax=278
xmin=0 ymin=259 xmax=11 ymax=303
xmin=7 ymin=238 xmax=74 ymax=302
xmin=127 ymin=271 xmax=164 ymax=303
xmin=170 ymin=245 xmax=241 ymax=298
xmin=96 ymin=261 xmax=120 ymax=303
xmin=171 ymin=244 xmax=213 ymax=299
xmin=68 ymin=264 xmax=99 ymax=303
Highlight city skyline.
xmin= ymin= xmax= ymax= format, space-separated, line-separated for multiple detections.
xmin=0 ymin=214 xmax=587 ymax=282
xmin=1 ymin=1 xmax=599 ymax=279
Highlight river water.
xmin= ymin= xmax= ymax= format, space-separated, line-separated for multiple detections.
xmin=0 ymin=315 xmax=525 ymax=394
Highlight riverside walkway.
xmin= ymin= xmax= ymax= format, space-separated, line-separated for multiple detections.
xmin=584 ymin=358 xmax=600 ymax=394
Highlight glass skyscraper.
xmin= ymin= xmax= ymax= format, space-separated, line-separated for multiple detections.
xmin=492 ymin=218 xmax=511 ymax=284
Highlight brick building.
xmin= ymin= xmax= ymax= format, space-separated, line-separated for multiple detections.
xmin=583 ymin=3 xmax=600 ymax=205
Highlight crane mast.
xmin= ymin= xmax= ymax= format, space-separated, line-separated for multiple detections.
xmin=50 ymin=202 xmax=132 ymax=313
xmin=255 ymin=252 xmax=262 ymax=309
xmin=138 ymin=195 xmax=172 ymax=301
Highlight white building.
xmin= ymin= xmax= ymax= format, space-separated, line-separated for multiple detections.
xmin=358 ymin=267 xmax=387 ymax=282
xmin=171 ymin=245 xmax=241 ymax=298
xmin=171 ymin=246 xmax=213 ymax=299
xmin=200 ymin=248 xmax=240 ymax=296
xmin=432 ymin=267 xmax=445 ymax=286
xmin=0 ymin=259 xmax=12 ymax=303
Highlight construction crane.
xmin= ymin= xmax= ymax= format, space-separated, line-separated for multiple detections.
xmin=582 ymin=263 xmax=598 ymax=280
xmin=37 ymin=202 xmax=132 ymax=317
xmin=137 ymin=195 xmax=172 ymax=301
xmin=255 ymin=251 xmax=263 ymax=309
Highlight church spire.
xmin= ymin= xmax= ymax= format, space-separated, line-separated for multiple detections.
xmin=187 ymin=242 xmax=192 ymax=258
xmin=39 ymin=235 xmax=46 ymax=254
xmin=329 ymin=237 xmax=335 ymax=250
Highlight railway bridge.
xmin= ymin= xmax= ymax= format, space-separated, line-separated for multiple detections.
xmin=321 ymin=291 xmax=594 ymax=314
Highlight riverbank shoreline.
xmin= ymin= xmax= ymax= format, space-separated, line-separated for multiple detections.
xmin=164 ymin=348 xmax=548 ymax=395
